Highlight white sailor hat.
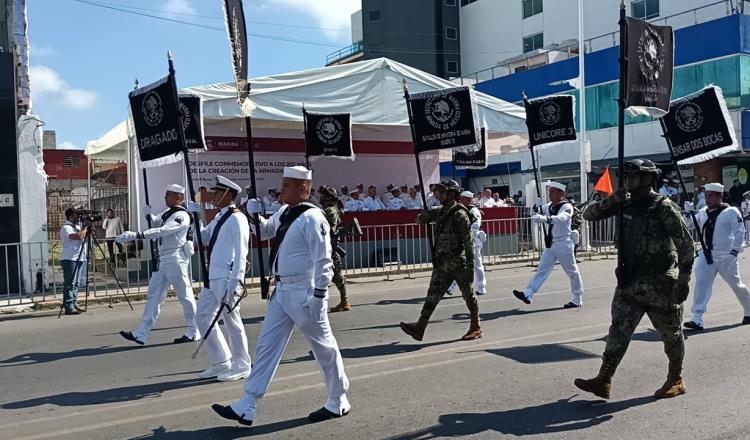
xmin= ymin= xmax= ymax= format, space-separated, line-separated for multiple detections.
xmin=165 ymin=184 xmax=185 ymax=194
xmin=704 ymin=182 xmax=724 ymax=193
xmin=460 ymin=190 xmax=474 ymax=198
xmin=283 ymin=165 xmax=312 ymax=180
xmin=212 ymin=175 xmax=241 ymax=192
xmin=547 ymin=181 xmax=567 ymax=192
xmin=743 ymin=190 xmax=750 ymax=197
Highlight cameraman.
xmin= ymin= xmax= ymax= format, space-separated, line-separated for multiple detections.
xmin=60 ymin=207 xmax=88 ymax=315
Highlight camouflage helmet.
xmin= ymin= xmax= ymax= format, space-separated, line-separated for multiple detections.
xmin=321 ymin=185 xmax=338 ymax=197
xmin=623 ymin=159 xmax=661 ymax=176
xmin=437 ymin=179 xmax=462 ymax=194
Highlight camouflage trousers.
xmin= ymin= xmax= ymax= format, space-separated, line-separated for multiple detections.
xmin=420 ymin=268 xmax=478 ymax=320
xmin=603 ymin=286 xmax=684 ymax=371
xmin=331 ymin=257 xmax=347 ymax=302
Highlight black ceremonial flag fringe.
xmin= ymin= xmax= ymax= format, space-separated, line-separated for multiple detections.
xmin=454 ymin=127 xmax=487 ymax=169
xmin=222 ymin=0 xmax=250 ymax=110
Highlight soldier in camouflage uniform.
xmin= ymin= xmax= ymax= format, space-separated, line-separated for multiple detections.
xmin=320 ymin=186 xmax=351 ymax=312
xmin=400 ymin=179 xmax=482 ymax=341
xmin=575 ymin=159 xmax=695 ymax=399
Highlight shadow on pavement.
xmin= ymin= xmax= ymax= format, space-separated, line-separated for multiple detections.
xmin=339 ymin=320 xmax=445 ymax=332
xmin=386 ymin=395 xmax=655 ymax=439
xmin=129 ymin=418 xmax=310 ymax=439
xmin=0 ymin=342 xmax=175 ymax=367
xmin=481 ymin=343 xmax=599 ymax=364
xmin=451 ymin=306 xmax=563 ymax=323
xmin=281 ymin=339 xmax=457 ymax=364
xmin=684 ymin=322 xmax=745 ymax=340
xmin=1 ymin=378 xmax=213 ymax=409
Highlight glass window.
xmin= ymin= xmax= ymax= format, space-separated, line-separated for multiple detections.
xmin=446 ymin=0 xmax=457 ymax=6
xmin=522 ymin=0 xmax=543 ymax=19
xmin=461 ymin=0 xmax=478 ymax=6
xmin=368 ymin=10 xmax=380 ymax=21
xmin=447 ymin=61 xmax=459 ymax=74
xmin=523 ymin=32 xmax=543 ymax=53
xmin=631 ymin=0 xmax=659 ymax=20
xmin=445 ymin=27 xmax=458 ymax=40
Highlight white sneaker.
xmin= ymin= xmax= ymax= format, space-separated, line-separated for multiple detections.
xmin=217 ymin=369 xmax=251 ymax=382
xmin=198 ymin=362 xmax=231 ymax=379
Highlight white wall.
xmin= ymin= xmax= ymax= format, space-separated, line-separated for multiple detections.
xmin=460 ymin=0 xmax=729 ymax=75
xmin=351 ymin=10 xmax=363 ymax=42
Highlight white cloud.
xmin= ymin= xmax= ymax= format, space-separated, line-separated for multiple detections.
xmin=30 ymin=65 xmax=97 ymax=110
xmin=58 ymin=141 xmax=83 ymax=150
xmin=163 ymin=0 xmax=196 ymax=17
xmin=29 ymin=44 xmax=57 ymax=59
xmin=257 ymin=0 xmax=360 ymax=39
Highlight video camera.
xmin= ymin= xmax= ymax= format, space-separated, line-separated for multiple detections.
xmin=76 ymin=209 xmax=103 ymax=223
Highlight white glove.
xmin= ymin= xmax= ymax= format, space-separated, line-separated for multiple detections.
xmin=143 ymin=205 xmax=153 ymax=216
xmin=683 ymin=202 xmax=695 ymax=213
xmin=306 ymin=289 xmax=328 ymax=322
xmin=187 ymin=201 xmax=201 ymax=213
xmin=224 ymin=279 xmax=240 ymax=303
xmin=245 ymin=198 xmax=263 ymax=215
xmin=116 ymin=231 xmax=139 ymax=244
xmin=531 ymin=214 xmax=547 ymax=224
xmin=536 ymin=197 xmax=544 ymax=207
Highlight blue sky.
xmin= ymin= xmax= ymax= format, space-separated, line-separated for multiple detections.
xmin=27 ymin=0 xmax=360 ymax=150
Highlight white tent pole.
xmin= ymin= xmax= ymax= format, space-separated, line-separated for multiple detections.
xmin=578 ymin=0 xmax=590 ymax=250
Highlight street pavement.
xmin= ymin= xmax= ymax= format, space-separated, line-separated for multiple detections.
xmin=2 ymin=256 xmax=750 ymax=440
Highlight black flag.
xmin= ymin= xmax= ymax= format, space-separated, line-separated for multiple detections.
xmin=303 ymin=110 xmax=353 ymax=159
xmin=453 ymin=127 xmax=487 ymax=169
xmin=661 ymin=86 xmax=738 ymax=164
xmin=222 ymin=0 xmax=249 ymax=108
xmin=524 ymin=95 xmax=577 ymax=148
xmin=179 ymin=94 xmax=206 ymax=151
xmin=408 ymin=86 xmax=481 ymax=153
xmin=129 ymin=75 xmax=183 ymax=166
xmin=625 ymin=17 xmax=674 ymax=117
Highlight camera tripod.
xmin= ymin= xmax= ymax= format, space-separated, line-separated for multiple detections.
xmin=58 ymin=223 xmax=134 ymax=318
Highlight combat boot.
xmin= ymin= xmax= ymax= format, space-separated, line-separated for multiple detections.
xmin=330 ymin=301 xmax=352 ymax=313
xmin=574 ymin=361 xmax=617 ymax=399
xmin=462 ymin=298 xmax=482 ymax=340
xmin=400 ymin=317 xmax=429 ymax=341
xmin=654 ymin=364 xmax=686 ymax=399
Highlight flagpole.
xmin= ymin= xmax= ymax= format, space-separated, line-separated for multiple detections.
xmin=302 ymin=105 xmax=310 ymax=169
xmin=616 ymin=0 xmax=627 ymax=280
xmin=243 ymin=85 xmax=270 ymax=299
xmin=402 ymin=79 xmax=435 ymax=258
xmin=578 ymin=0 xmax=590 ymax=250
xmin=133 ymin=79 xmax=159 ymax=273
xmin=659 ymin=118 xmax=711 ymax=264
xmin=167 ymin=51 xmax=209 ymax=286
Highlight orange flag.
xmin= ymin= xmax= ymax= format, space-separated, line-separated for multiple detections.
xmin=593 ymin=166 xmax=614 ymax=195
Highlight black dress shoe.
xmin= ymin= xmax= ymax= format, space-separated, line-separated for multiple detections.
xmin=173 ymin=335 xmax=195 ymax=344
xmin=512 ymin=290 xmax=531 ymax=305
xmin=563 ymin=302 xmax=580 ymax=309
xmin=211 ymin=404 xmax=253 ymax=426
xmin=120 ymin=331 xmax=145 ymax=345
xmin=73 ymin=304 xmax=86 ymax=312
xmin=308 ymin=406 xmax=349 ymax=423
xmin=742 ymin=316 xmax=750 ymax=325
xmin=683 ymin=321 xmax=704 ymax=331
xmin=64 ymin=308 xmax=80 ymax=315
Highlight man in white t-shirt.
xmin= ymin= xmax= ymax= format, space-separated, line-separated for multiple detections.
xmin=479 ymin=189 xmax=496 ymax=208
xmin=363 ymin=185 xmax=386 ymax=211
xmin=60 ymin=207 xmax=89 ymax=315
xmin=404 ymin=187 xmax=424 ymax=210
xmin=344 ymin=191 xmax=364 ymax=212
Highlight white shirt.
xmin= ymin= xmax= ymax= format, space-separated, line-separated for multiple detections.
xmin=387 ymin=197 xmax=404 ymax=211
xmin=199 ymin=204 xmax=249 ymax=281
xmin=697 ymin=193 xmax=707 ymax=210
xmin=469 ymin=206 xmax=482 ymax=239
xmin=262 ymin=195 xmax=275 ymax=210
xmin=344 ymin=198 xmax=363 ymax=212
xmin=60 ymin=222 xmax=87 ymax=261
xmin=338 ymin=194 xmax=351 ymax=204
xmin=102 ymin=217 xmax=124 ymax=238
xmin=426 ymin=195 xmax=440 ymax=209
xmin=741 ymin=199 xmax=750 ymax=217
xmin=381 ymin=192 xmax=394 ymax=206
xmin=480 ymin=197 xmax=496 ymax=208
xmin=694 ymin=205 xmax=745 ymax=257
xmin=362 ymin=196 xmax=386 ymax=211
xmin=254 ymin=203 xmax=333 ymax=290
xmin=493 ymin=198 xmax=506 ymax=207
xmin=542 ymin=201 xmax=574 ymax=243
xmin=143 ymin=208 xmax=191 ymax=257
xmin=269 ymin=200 xmax=282 ymax=214
xmin=404 ymin=195 xmax=424 ymax=210
xmin=399 ymin=192 xmax=410 ymax=203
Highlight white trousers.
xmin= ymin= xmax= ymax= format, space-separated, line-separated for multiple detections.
xmin=448 ymin=238 xmax=486 ymax=294
xmin=524 ymin=241 xmax=583 ymax=305
xmin=231 ymin=280 xmax=350 ymax=421
xmin=691 ymin=252 xmax=750 ymax=326
xmin=133 ymin=256 xmax=199 ymax=343
xmin=196 ymin=278 xmax=251 ymax=372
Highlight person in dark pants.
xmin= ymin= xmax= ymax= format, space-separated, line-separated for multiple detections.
xmin=60 ymin=207 xmax=89 ymax=315
xmin=102 ymin=209 xmax=124 ymax=266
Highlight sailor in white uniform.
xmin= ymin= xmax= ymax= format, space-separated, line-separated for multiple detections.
xmin=513 ymin=182 xmax=584 ymax=308
xmin=447 ymin=191 xmax=487 ymax=296
xmin=344 ymin=190 xmax=364 ymax=212
xmin=117 ymin=184 xmax=199 ymax=345
xmin=212 ymin=166 xmax=351 ymax=426
xmin=387 ymin=189 xmax=405 ymax=210
xmin=683 ymin=183 xmax=750 ymax=331
xmin=190 ymin=176 xmax=252 ymax=382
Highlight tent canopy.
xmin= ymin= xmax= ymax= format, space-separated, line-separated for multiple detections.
xmin=86 ymin=57 xmax=527 ymax=160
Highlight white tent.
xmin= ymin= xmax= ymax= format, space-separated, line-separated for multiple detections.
xmin=85 ymin=57 xmax=527 ymax=161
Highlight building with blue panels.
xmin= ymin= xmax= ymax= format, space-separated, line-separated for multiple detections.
xmin=451 ymin=7 xmax=750 ymax=204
